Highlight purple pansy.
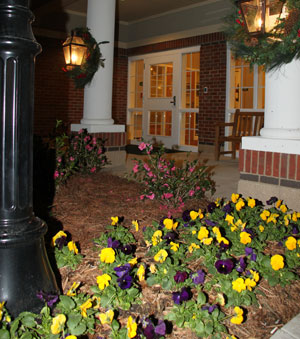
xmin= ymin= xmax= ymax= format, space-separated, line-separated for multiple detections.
xmin=155 ymin=320 xmax=166 ymax=336
xmin=174 ymin=271 xmax=188 ymax=283
xmin=205 ymin=219 xmax=216 ymax=227
xmin=182 ymin=210 xmax=191 ymax=222
xmin=245 ymin=246 xmax=253 ymax=255
xmin=117 ymin=274 xmax=133 ymax=289
xmin=121 ymin=244 xmax=133 ymax=255
xmin=202 ymin=304 xmax=218 ymax=314
xmin=236 ymin=257 xmax=246 ymax=273
xmin=250 ymin=252 xmax=257 ymax=261
xmin=215 ymin=259 xmax=234 ymax=274
xmin=292 ymin=225 xmax=299 ymax=234
xmin=163 ymin=232 xmax=177 ymax=243
xmin=222 ymin=203 xmax=233 ymax=214
xmin=172 ymin=287 xmax=191 ymax=304
xmin=55 ymin=236 xmax=67 ymax=250
xmin=207 ymin=202 xmax=217 ymax=213
xmin=36 ymin=291 xmax=58 ymax=308
xmin=266 ymin=196 xmax=278 ymax=205
xmin=191 ymin=270 xmax=205 ymax=284
xmin=107 ymin=237 xmax=120 ymax=249
xmin=114 ymin=264 xmax=131 ymax=278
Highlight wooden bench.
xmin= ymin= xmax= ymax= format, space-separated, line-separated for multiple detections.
xmin=214 ymin=109 xmax=264 ymax=160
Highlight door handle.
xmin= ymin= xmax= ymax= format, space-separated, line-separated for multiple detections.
xmin=170 ymin=96 xmax=176 ymax=106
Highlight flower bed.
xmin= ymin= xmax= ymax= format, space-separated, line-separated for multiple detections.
xmin=1 ymin=192 xmax=300 ymax=339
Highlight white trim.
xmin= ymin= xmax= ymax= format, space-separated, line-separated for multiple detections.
xmin=127 ymin=0 xmax=224 ymax=25
xmin=116 ymin=23 xmax=223 ymax=49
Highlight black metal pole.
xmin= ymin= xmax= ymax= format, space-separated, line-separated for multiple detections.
xmin=0 ymin=0 xmax=58 ymax=317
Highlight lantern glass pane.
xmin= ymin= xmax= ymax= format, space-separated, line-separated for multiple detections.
xmin=241 ymin=0 xmax=263 ymax=34
xmin=265 ymin=0 xmax=284 ymax=32
xmin=63 ymin=45 xmax=71 ymax=65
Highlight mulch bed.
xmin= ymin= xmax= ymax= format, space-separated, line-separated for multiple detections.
xmin=46 ymin=172 xmax=300 ymax=339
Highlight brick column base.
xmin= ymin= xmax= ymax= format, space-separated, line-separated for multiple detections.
xmin=238 ymin=149 xmax=300 ymax=211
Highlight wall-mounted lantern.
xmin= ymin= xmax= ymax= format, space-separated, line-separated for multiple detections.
xmin=62 ymin=30 xmax=87 ymax=67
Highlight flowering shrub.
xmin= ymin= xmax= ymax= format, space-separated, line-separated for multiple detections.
xmin=128 ymin=141 xmax=215 ymax=208
xmin=54 ymin=121 xmax=109 ymax=188
xmin=1 ymin=195 xmax=300 ymax=338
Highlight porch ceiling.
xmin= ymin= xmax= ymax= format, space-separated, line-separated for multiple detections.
xmin=30 ymin=0 xmax=211 ymax=24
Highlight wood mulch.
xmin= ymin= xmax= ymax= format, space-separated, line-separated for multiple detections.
xmin=46 ymin=172 xmax=300 ymax=339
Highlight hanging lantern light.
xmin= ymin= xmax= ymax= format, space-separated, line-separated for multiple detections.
xmin=62 ymin=30 xmax=87 ymax=67
xmin=237 ymin=0 xmax=286 ymax=36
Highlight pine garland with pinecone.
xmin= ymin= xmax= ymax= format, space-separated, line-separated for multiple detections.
xmin=225 ymin=0 xmax=300 ymax=70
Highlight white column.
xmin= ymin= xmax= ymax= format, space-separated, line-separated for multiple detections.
xmin=242 ymin=58 xmax=300 ymax=154
xmin=260 ymin=58 xmax=300 ymax=139
xmin=71 ymin=0 xmax=124 ymax=133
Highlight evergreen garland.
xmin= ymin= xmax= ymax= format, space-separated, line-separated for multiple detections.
xmin=225 ymin=0 xmax=300 ymax=70
xmin=62 ymin=27 xmax=108 ymax=88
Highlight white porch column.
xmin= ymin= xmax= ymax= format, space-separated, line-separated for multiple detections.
xmin=71 ymin=0 xmax=124 ymax=133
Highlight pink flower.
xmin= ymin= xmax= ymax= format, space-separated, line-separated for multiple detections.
xmin=163 ymin=183 xmax=169 ymax=187
xmin=298 ymin=29 xmax=300 ymax=38
xmin=146 ymin=193 xmax=155 ymax=200
xmin=97 ymin=148 xmax=102 ymax=155
xmin=143 ymin=163 xmax=150 ymax=171
xmin=92 ymin=137 xmax=97 ymax=145
xmin=84 ymin=136 xmax=91 ymax=143
xmin=163 ymin=193 xmax=173 ymax=199
xmin=189 ymin=167 xmax=195 ymax=173
xmin=133 ymin=164 xmax=139 ymax=173
xmin=69 ymin=156 xmax=75 ymax=161
xmin=57 ymin=157 xmax=62 ymax=163
xmin=54 ymin=170 xmax=59 ymax=179
xmin=196 ymin=186 xmax=200 ymax=190
xmin=189 ymin=190 xmax=195 ymax=197
xmin=171 ymin=166 xmax=176 ymax=171
xmin=78 ymin=129 xmax=83 ymax=135
xmin=138 ymin=142 xmax=146 ymax=151
xmin=147 ymin=171 xmax=154 ymax=177
xmin=140 ymin=195 xmax=145 ymax=200
xmin=90 ymin=167 xmax=96 ymax=173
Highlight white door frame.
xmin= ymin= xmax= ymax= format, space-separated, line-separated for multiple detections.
xmin=127 ymin=46 xmax=200 ymax=151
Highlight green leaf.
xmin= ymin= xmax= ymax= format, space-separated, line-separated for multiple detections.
xmin=111 ymin=319 xmax=120 ymax=331
xmin=100 ymin=295 xmax=111 ymax=308
xmin=195 ymin=320 xmax=204 ymax=334
xmin=161 ymin=278 xmax=173 ymax=290
xmin=59 ymin=295 xmax=76 ymax=310
xmin=205 ymin=321 xmax=214 ymax=335
xmin=127 ymin=288 xmax=139 ymax=297
xmin=19 ymin=333 xmax=33 ymax=339
xmin=0 ymin=330 xmax=10 ymax=339
xmin=197 ymin=292 xmax=206 ymax=305
xmin=175 ymin=315 xmax=185 ymax=328
xmin=21 ymin=315 xmax=36 ymax=328
xmin=70 ymin=323 xmax=86 ymax=336
xmin=67 ymin=313 xmax=82 ymax=330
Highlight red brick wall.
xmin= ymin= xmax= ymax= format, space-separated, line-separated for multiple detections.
xmin=239 ymin=149 xmax=300 ymax=189
xmin=34 ymin=36 xmax=83 ymax=136
xmin=34 ymin=33 xmax=227 ymax=144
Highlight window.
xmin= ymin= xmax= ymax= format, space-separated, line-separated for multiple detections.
xmin=229 ymin=53 xmax=265 ymax=110
xmin=180 ymin=51 xmax=200 ymax=147
xmin=149 ymin=111 xmax=172 ymax=136
xmin=150 ymin=63 xmax=173 ymax=98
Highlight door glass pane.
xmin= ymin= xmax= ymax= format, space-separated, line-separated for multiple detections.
xmin=150 ymin=63 xmax=173 ymax=98
xmin=181 ymin=52 xmax=200 ymax=109
xmin=148 ymin=111 xmax=172 ymax=136
xmin=128 ymin=60 xmax=144 ymax=108
xmin=127 ymin=111 xmax=143 ymax=141
xmin=180 ymin=112 xmax=198 ymax=146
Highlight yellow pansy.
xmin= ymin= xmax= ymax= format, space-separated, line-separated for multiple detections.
xmin=67 ymin=241 xmax=78 ymax=254
xmin=248 ymin=198 xmax=256 ymax=208
xmin=280 ymin=204 xmax=288 ymax=213
xmin=99 ymin=309 xmax=114 ymax=325
xmin=202 ymin=237 xmax=213 ymax=245
xmin=137 ymin=264 xmax=145 ymax=281
xmin=240 ymin=232 xmax=251 ymax=245
xmin=127 ymin=316 xmax=137 ymax=338
xmin=285 ymin=236 xmax=297 ymax=251
xmin=192 ymin=230 xmax=197 ymax=235
xmin=231 ymin=193 xmax=239 ymax=203
xmin=212 ymin=227 xmax=221 ymax=239
xmin=198 ymin=209 xmax=204 ymax=219
xmin=226 ymin=336 xmax=238 ymax=339
xmin=150 ymin=264 xmax=157 ymax=273
xmin=154 ymin=249 xmax=168 ymax=263
xmin=0 ymin=301 xmax=5 ymax=321
xmin=51 ymin=314 xmax=66 ymax=335
xmin=170 ymin=241 xmax=179 ymax=252
xmin=99 ymin=248 xmax=115 ymax=264
xmin=152 ymin=230 xmax=163 ymax=246
xmin=96 ymin=274 xmax=111 ymax=290
xmin=232 ymin=278 xmax=246 ymax=293
xmin=217 ymin=236 xmax=229 ymax=245
xmin=267 ymin=213 xmax=279 ymax=224
xmin=270 ymin=254 xmax=284 ymax=271
xmin=225 ymin=214 xmax=234 ymax=226
xmin=284 ymin=214 xmax=290 ymax=226
xmin=188 ymin=242 xmax=200 ymax=253
xmin=129 ymin=257 xmax=138 ymax=266
xmin=230 ymin=306 xmax=244 ymax=325
xmin=67 ymin=282 xmax=80 ymax=296
xmin=189 ymin=210 xmax=197 ymax=220
xmin=163 ymin=218 xmax=178 ymax=230
xmin=132 ymin=220 xmax=139 ymax=231
xmin=51 ymin=230 xmax=67 ymax=247
xmin=259 ymin=225 xmax=264 ymax=232
xmin=245 ymin=278 xmax=256 ymax=291
xmin=66 ymin=336 xmax=77 ymax=339
xmin=80 ymin=299 xmax=92 ymax=318
xmin=92 ymin=296 xmax=101 ymax=309
xmin=275 ymin=200 xmax=282 ymax=208
xmin=260 ymin=210 xmax=270 ymax=221
xmin=292 ymin=212 xmax=298 ymax=222
xmin=198 ymin=227 xmax=209 ymax=240
xmin=236 ymin=199 xmax=245 ymax=211
xmin=111 ymin=216 xmax=119 ymax=225
xmin=250 ymin=269 xmax=260 ymax=282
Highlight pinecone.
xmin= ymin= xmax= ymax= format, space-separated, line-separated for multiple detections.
xmin=284 ymin=9 xmax=300 ymax=36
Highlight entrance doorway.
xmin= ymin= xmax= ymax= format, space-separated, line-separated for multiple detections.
xmin=127 ymin=47 xmax=200 ymax=151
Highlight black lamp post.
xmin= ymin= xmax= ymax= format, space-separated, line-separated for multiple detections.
xmin=237 ymin=0 xmax=285 ymax=36
xmin=0 ymin=0 xmax=58 ymax=317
